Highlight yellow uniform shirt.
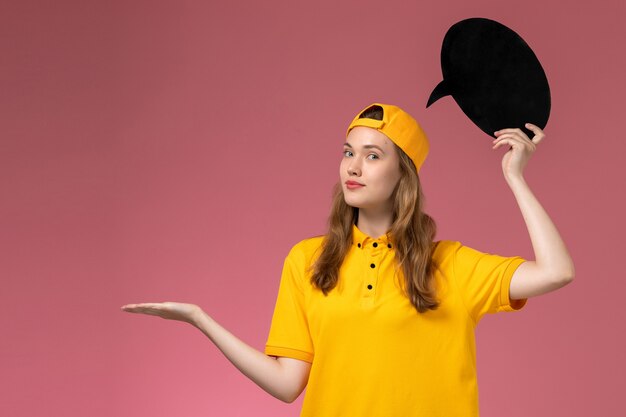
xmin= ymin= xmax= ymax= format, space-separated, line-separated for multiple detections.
xmin=265 ymin=223 xmax=527 ymax=417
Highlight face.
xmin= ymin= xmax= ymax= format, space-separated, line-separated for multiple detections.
xmin=340 ymin=126 xmax=402 ymax=212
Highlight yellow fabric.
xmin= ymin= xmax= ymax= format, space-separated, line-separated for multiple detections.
xmin=346 ymin=102 xmax=430 ymax=173
xmin=265 ymin=223 xmax=527 ymax=417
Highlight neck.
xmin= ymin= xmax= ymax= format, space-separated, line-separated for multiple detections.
xmin=355 ymin=207 xmax=394 ymax=239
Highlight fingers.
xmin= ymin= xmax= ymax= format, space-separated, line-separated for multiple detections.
xmin=492 ymin=136 xmax=515 ymax=151
xmin=492 ymin=135 xmax=534 ymax=153
xmin=492 ymin=134 xmax=536 ymax=152
xmin=494 ymin=127 xmax=530 ymax=141
xmin=524 ymin=122 xmax=542 ymax=133
xmin=524 ymin=123 xmax=546 ymax=144
xmin=121 ymin=303 xmax=164 ymax=313
xmin=495 ymin=124 xmax=545 ymax=145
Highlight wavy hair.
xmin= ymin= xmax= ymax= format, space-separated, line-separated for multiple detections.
xmin=309 ymin=107 xmax=440 ymax=313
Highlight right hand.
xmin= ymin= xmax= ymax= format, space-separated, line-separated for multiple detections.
xmin=121 ymin=302 xmax=203 ymax=326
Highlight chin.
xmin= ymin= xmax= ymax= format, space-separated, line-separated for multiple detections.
xmin=343 ymin=197 xmax=361 ymax=208
xmin=344 ymin=198 xmax=369 ymax=209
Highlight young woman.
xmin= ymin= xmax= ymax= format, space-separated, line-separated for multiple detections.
xmin=121 ymin=103 xmax=575 ymax=416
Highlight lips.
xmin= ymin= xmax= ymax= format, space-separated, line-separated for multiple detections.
xmin=345 ymin=180 xmax=365 ymax=190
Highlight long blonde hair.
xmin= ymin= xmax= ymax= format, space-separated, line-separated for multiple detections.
xmin=309 ymin=119 xmax=440 ymax=313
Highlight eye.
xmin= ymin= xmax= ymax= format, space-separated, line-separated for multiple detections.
xmin=367 ymin=154 xmax=379 ymax=160
xmin=343 ymin=150 xmax=353 ymax=157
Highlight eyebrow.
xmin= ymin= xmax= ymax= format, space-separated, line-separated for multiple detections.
xmin=343 ymin=142 xmax=385 ymax=153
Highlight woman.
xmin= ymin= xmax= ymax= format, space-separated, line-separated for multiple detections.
xmin=122 ymin=103 xmax=575 ymax=416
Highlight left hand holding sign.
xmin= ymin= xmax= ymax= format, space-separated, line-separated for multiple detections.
xmin=492 ymin=123 xmax=545 ymax=180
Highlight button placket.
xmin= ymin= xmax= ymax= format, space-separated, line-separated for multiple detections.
xmin=362 ymin=239 xmax=385 ymax=298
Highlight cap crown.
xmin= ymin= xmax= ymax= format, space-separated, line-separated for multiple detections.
xmin=346 ymin=103 xmax=429 ymax=173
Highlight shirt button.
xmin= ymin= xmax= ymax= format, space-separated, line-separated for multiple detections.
xmin=370 ymin=263 xmax=375 ymax=268
xmin=373 ymin=242 xmax=378 ymax=248
xmin=367 ymin=284 xmax=373 ymax=290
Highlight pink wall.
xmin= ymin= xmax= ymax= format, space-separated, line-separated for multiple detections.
xmin=2 ymin=0 xmax=624 ymax=415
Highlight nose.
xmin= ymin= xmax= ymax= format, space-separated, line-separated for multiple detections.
xmin=347 ymin=159 xmax=361 ymax=176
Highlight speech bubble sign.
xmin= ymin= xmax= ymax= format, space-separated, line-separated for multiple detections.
xmin=427 ymin=17 xmax=551 ymax=138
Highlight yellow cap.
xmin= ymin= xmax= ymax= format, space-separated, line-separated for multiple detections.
xmin=346 ymin=103 xmax=429 ymax=173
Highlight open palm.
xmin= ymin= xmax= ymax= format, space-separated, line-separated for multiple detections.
xmin=121 ymin=302 xmax=201 ymax=325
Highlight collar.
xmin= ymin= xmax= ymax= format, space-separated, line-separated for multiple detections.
xmin=351 ymin=223 xmax=393 ymax=249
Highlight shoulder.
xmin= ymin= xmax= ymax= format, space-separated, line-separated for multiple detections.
xmin=432 ymin=239 xmax=463 ymax=263
xmin=285 ymin=234 xmax=326 ymax=265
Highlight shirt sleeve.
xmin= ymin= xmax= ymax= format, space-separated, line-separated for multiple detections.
xmin=264 ymin=243 xmax=314 ymax=363
xmin=451 ymin=241 xmax=528 ymax=325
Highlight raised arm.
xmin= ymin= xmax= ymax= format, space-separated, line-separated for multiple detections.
xmin=121 ymin=302 xmax=311 ymax=403
xmin=492 ymin=124 xmax=575 ymax=300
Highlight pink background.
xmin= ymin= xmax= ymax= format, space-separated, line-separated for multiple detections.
xmin=2 ymin=0 xmax=624 ymax=416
